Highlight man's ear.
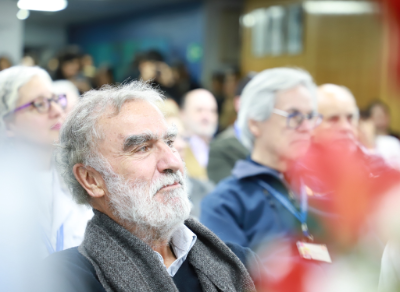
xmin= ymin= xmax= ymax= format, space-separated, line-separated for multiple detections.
xmin=248 ymin=119 xmax=261 ymax=138
xmin=73 ymin=164 xmax=106 ymax=199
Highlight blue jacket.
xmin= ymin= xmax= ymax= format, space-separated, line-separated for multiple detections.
xmin=201 ymin=158 xmax=301 ymax=249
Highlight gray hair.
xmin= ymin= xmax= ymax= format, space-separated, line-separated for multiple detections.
xmin=237 ymin=67 xmax=317 ymax=151
xmin=0 ymin=66 xmax=52 ymax=139
xmin=56 ymin=81 xmax=164 ymax=205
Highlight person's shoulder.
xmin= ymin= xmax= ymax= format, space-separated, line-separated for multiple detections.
xmin=42 ymin=247 xmax=105 ymax=292
xmin=201 ymin=175 xmax=253 ymax=214
xmin=225 ymin=242 xmax=258 ymax=269
xmin=206 ymin=175 xmax=242 ymax=197
xmin=211 ymin=127 xmax=237 ymax=146
xmin=377 ymin=135 xmax=400 ymax=146
xmin=207 ymin=171 xmax=261 ymax=198
xmin=44 ymin=247 xmax=96 ymax=276
xmin=216 ymin=126 xmax=236 ymax=140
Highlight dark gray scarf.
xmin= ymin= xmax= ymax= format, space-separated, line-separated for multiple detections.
xmin=78 ymin=210 xmax=255 ymax=292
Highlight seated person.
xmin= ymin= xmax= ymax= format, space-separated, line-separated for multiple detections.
xmin=207 ymin=74 xmax=254 ymax=184
xmin=293 ymin=84 xmax=400 ymax=246
xmin=180 ymin=89 xmax=218 ymax=180
xmin=43 ymin=81 xmax=256 ymax=292
xmin=0 ymin=66 xmax=92 ymax=257
xmin=201 ymin=68 xmax=322 ymax=250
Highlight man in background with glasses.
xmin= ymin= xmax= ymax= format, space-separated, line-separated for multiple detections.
xmin=200 ymin=68 xmax=322 ymax=250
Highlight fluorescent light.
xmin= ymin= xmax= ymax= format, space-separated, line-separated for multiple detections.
xmin=17 ymin=0 xmax=68 ymax=12
xmin=16 ymin=9 xmax=30 ymax=20
xmin=303 ymin=1 xmax=379 ymax=15
xmin=241 ymin=13 xmax=256 ymax=28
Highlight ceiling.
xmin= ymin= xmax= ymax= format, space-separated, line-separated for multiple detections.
xmin=19 ymin=0 xmax=202 ymax=26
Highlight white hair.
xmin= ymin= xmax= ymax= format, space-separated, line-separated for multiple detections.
xmin=57 ymin=81 xmax=164 ymax=205
xmin=237 ymin=67 xmax=317 ymax=151
xmin=0 ymin=66 xmax=52 ymax=139
xmin=52 ymin=80 xmax=80 ymax=98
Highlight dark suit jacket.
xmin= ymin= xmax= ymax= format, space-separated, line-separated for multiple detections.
xmin=207 ymin=126 xmax=249 ymax=184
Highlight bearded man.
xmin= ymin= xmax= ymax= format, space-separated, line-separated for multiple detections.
xmin=42 ymin=81 xmax=256 ymax=292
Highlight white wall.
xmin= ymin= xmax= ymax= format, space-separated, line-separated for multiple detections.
xmin=0 ymin=0 xmax=24 ymax=64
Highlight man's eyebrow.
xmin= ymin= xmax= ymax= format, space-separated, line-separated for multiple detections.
xmin=164 ymin=125 xmax=178 ymax=140
xmin=122 ymin=126 xmax=178 ymax=152
xmin=123 ymin=132 xmax=157 ymax=151
xmin=286 ymin=108 xmax=314 ymax=114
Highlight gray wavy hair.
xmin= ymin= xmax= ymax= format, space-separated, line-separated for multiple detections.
xmin=56 ymin=81 xmax=164 ymax=205
xmin=237 ymin=67 xmax=317 ymax=151
xmin=0 ymin=66 xmax=52 ymax=141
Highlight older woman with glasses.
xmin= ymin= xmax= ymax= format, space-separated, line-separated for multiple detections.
xmin=201 ymin=68 xmax=323 ymax=251
xmin=0 ymin=66 xmax=92 ymax=257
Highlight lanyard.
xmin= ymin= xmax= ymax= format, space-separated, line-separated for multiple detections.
xmin=257 ymin=179 xmax=312 ymax=239
xmin=43 ymin=224 xmax=64 ymax=255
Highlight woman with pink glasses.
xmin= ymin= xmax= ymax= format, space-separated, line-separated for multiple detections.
xmin=0 ymin=66 xmax=92 ymax=258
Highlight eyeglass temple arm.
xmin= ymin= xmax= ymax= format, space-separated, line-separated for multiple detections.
xmin=272 ymin=108 xmax=289 ymax=117
xmin=13 ymin=102 xmax=33 ymax=113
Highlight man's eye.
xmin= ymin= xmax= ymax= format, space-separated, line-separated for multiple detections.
xmin=290 ymin=113 xmax=303 ymax=123
xmin=166 ymin=140 xmax=174 ymax=148
xmin=138 ymin=146 xmax=149 ymax=152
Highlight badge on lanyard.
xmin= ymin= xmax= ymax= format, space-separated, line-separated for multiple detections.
xmin=296 ymin=241 xmax=332 ymax=263
xmin=258 ymin=179 xmax=332 ymax=263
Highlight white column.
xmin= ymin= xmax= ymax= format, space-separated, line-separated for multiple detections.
xmin=0 ymin=1 xmax=24 ymax=65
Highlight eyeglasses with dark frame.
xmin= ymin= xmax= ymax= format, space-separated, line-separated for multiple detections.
xmin=272 ymin=108 xmax=323 ymax=130
xmin=11 ymin=94 xmax=68 ymax=115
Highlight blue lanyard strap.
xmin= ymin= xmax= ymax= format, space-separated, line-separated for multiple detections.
xmin=43 ymin=224 xmax=64 ymax=255
xmin=257 ymin=179 xmax=312 ymax=239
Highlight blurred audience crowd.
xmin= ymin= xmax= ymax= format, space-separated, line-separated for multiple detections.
xmin=2 ymin=6 xmax=400 ymax=290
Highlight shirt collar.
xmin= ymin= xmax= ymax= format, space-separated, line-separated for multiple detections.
xmin=154 ymin=223 xmax=197 ymax=277
xmin=189 ymin=135 xmax=209 ymax=167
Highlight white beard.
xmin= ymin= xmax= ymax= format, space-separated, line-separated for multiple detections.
xmin=105 ymin=169 xmax=192 ymax=247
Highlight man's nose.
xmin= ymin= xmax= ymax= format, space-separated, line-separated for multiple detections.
xmin=297 ymin=118 xmax=314 ymax=133
xmin=157 ymin=142 xmax=182 ymax=174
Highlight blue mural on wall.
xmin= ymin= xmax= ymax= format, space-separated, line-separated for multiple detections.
xmin=68 ymin=2 xmax=204 ymax=84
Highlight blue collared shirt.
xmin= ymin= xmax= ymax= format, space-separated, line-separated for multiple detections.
xmin=154 ymin=224 xmax=197 ymax=277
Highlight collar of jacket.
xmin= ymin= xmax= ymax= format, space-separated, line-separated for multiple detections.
xmin=232 ymin=158 xmax=284 ymax=181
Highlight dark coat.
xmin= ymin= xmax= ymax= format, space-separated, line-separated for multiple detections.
xmin=201 ymin=159 xmax=302 ymax=250
xmin=207 ymin=126 xmax=249 ymax=184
